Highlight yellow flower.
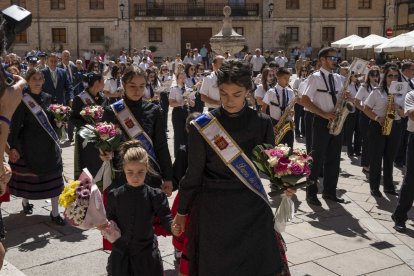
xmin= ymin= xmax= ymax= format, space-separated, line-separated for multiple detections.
xmin=58 ymin=181 xmax=80 ymax=208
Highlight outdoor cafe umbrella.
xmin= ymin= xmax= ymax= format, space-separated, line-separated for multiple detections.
xmin=375 ymin=32 xmax=414 ymax=53
xmin=331 ymin=34 xmax=362 ymax=48
xmin=346 ymin=34 xmax=388 ymax=50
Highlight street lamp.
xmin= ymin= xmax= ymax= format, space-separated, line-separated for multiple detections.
xmin=119 ymin=3 xmax=125 ymax=20
xmin=268 ymin=3 xmax=274 ymax=18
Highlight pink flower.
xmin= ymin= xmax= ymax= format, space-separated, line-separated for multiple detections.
xmin=303 ymin=164 xmax=311 ymax=176
xmin=109 ymin=130 xmax=117 ymax=138
xmin=290 ymin=162 xmax=304 ymax=175
xmin=265 ymin=149 xmax=285 ymax=158
xmin=274 ymin=157 xmax=291 ymax=175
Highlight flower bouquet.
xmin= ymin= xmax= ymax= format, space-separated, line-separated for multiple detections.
xmin=48 ymin=104 xmax=72 ymax=141
xmin=252 ymin=144 xmax=313 ymax=232
xmin=58 ymin=168 xmax=108 ymax=229
xmin=79 ymin=105 xmax=104 ymax=124
xmin=78 ymin=122 xmax=123 ymax=191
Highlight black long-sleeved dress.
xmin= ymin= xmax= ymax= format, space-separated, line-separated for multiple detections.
xmin=105 ymin=184 xmax=172 ymax=276
xmin=101 ymin=96 xmax=174 ymax=189
xmin=8 ymin=91 xmax=64 ymax=199
xmin=70 ymin=90 xmax=107 ymax=179
xmin=177 ymin=105 xmax=289 ymax=276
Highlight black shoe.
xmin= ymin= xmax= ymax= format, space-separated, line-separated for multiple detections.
xmin=306 ymin=197 xmax=322 ymax=206
xmin=391 ymin=215 xmax=406 ymax=233
xmin=50 ymin=213 xmax=66 ymax=226
xmin=384 ymin=190 xmax=398 ymax=196
xmin=370 ymin=190 xmax=383 ymax=198
xmin=322 ymin=194 xmax=345 ymax=203
xmin=22 ymin=202 xmax=34 ymax=214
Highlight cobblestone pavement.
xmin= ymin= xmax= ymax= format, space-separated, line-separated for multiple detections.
xmin=1 ymin=92 xmax=413 ymax=276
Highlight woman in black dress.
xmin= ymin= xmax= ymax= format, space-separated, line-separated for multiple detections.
xmin=70 ymin=72 xmax=106 ymax=179
xmin=101 ymin=66 xmax=173 ymax=196
xmin=174 ymin=60 xmax=292 ymax=275
xmin=8 ymin=68 xmax=65 ymax=225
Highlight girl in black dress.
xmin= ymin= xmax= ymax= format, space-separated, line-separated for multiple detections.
xmin=104 ymin=140 xmax=180 ymax=276
xmin=173 ymin=60 xmax=294 ymax=275
xmin=8 ymin=68 xmax=65 ymax=225
xmin=70 ymin=72 xmax=106 ymax=179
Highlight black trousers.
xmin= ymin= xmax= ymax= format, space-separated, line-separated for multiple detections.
xmin=368 ymin=119 xmax=402 ymax=192
xmin=359 ymin=112 xmax=370 ymax=168
xmin=159 ymin=93 xmax=169 ymax=131
xmin=304 ymin=111 xmax=314 ymax=154
xmin=395 ymin=117 xmax=408 ymax=166
xmin=172 ymin=107 xmax=189 ymax=157
xmin=306 ymin=115 xmax=342 ymax=198
xmin=294 ymin=104 xmax=305 ymax=136
xmin=393 ymin=132 xmax=414 ymax=223
xmin=345 ymin=110 xmax=361 ymax=154
xmin=190 ymin=92 xmax=205 ymax=113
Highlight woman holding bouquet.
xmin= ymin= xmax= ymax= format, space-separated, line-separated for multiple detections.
xmin=70 ymin=72 xmax=106 ymax=179
xmin=173 ymin=60 xmax=293 ymax=275
xmin=7 ymin=68 xmax=65 ymax=225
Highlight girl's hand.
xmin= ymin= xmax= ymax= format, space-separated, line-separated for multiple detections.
xmin=173 ymin=214 xmax=186 ymax=235
xmin=9 ymin=149 xmax=20 ymax=163
xmin=161 ymin=180 xmax=173 ymax=197
xmin=0 ymin=163 xmax=12 ymax=196
xmin=376 ymin=116 xmax=385 ymax=126
xmin=171 ymin=223 xmax=182 ymax=236
xmin=97 ymin=220 xmax=110 ymax=231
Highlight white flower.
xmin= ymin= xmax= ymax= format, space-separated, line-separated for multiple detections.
xmin=268 ymin=157 xmax=279 ymax=167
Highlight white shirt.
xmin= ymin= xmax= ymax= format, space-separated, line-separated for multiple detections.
xmin=104 ymin=78 xmax=118 ymax=94
xmin=132 ymin=55 xmax=141 ymax=65
xmin=348 ymin=82 xmax=360 ymax=99
xmin=355 ymin=85 xmax=373 ymax=107
xmin=364 ymin=88 xmax=394 ymax=118
xmin=274 ymin=56 xmax=288 ymax=67
xmin=200 ymin=72 xmax=220 ymax=108
xmin=194 ymin=53 xmax=203 ymax=64
xmin=254 ymin=84 xmax=267 ymax=100
xmin=263 ymin=84 xmax=294 ymax=121
xmin=119 ymin=55 xmax=127 ymax=64
xmin=250 ymin=55 xmax=266 ymax=72
xmin=83 ymin=51 xmax=91 ymax=60
xmin=139 ymin=62 xmax=148 ymax=71
xmin=405 ymin=91 xmax=414 ymax=132
xmin=302 ymin=67 xmax=343 ymax=113
xmin=169 ymin=85 xmax=194 ymax=106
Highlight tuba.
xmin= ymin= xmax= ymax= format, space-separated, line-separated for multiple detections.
xmin=328 ymin=58 xmax=368 ymax=135
xmin=382 ymin=94 xmax=395 ymax=136
xmin=274 ymin=89 xmax=299 ymax=145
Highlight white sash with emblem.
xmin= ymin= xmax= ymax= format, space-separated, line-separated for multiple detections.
xmin=78 ymin=91 xmax=95 ymax=105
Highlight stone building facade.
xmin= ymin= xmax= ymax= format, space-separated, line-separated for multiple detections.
xmin=1 ymin=0 xmax=397 ymax=60
xmin=396 ymin=0 xmax=414 ymax=35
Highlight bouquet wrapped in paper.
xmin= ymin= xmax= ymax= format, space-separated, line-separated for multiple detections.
xmin=48 ymin=104 xmax=72 ymax=141
xmin=58 ymin=169 xmax=108 ymax=229
xmin=79 ymin=105 xmax=104 ymax=124
xmin=252 ymin=144 xmax=313 ymax=231
xmin=78 ymin=122 xmax=123 ymax=191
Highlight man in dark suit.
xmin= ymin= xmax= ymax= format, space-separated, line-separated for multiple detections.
xmin=42 ymin=52 xmax=74 ymax=106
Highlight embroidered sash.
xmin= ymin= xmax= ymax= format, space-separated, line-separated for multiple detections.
xmin=192 ymin=113 xmax=271 ymax=208
xmin=111 ymin=99 xmax=160 ymax=170
xmin=78 ymin=91 xmax=95 ymax=105
xmin=22 ymin=94 xmax=61 ymax=149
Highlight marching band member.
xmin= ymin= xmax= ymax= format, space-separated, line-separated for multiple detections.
xmin=103 ymin=65 xmax=122 ymax=104
xmin=355 ymin=68 xmax=380 ymax=174
xmin=184 ymin=63 xmax=204 ymax=113
xmin=292 ymin=66 xmax=308 ymax=138
xmin=301 ymin=47 xmax=346 ymax=206
xmin=169 ymin=72 xmax=195 ymax=157
xmin=363 ymin=67 xmax=404 ymax=198
xmin=200 ymin=55 xmax=225 ymax=111
xmin=158 ymin=64 xmax=172 ymax=132
xmin=254 ymin=68 xmax=275 ymax=112
xmin=394 ymin=62 xmax=414 ymax=168
xmin=70 ymin=72 xmax=106 ymax=179
xmin=392 ymin=89 xmax=414 ymax=233
xmin=8 ymin=68 xmax=65 ymax=225
xmin=144 ymin=68 xmax=160 ymax=103
xmin=344 ymin=74 xmax=361 ymax=157
xmin=261 ymin=68 xmax=295 ymax=147
xmin=173 ymin=60 xmax=292 ymax=275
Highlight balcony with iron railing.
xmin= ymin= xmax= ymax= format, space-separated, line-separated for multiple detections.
xmin=134 ymin=3 xmax=260 ymax=17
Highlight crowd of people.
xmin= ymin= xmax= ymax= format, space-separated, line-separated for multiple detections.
xmin=0 ymin=44 xmax=413 ymax=275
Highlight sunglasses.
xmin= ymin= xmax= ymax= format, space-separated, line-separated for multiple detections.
xmin=326 ymin=56 xmax=338 ymax=61
xmin=387 ymin=74 xmax=399 ymax=78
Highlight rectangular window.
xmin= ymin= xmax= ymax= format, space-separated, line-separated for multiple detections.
xmin=358 ymin=27 xmax=371 ymax=38
xmin=90 ymin=0 xmax=104 ymax=9
xmin=90 ymin=28 xmax=104 ymax=43
xmin=234 ymin=27 xmax=244 ymax=36
xmin=14 ymin=31 xmax=27 ymax=43
xmin=322 ymin=0 xmax=336 ymax=9
xmin=410 ymin=3 xmax=414 ymax=15
xmin=52 ymin=28 xmax=66 ymax=43
xmin=358 ymin=0 xmax=371 ymax=9
xmin=51 ymin=0 xmax=65 ymax=9
xmin=286 ymin=27 xmax=299 ymax=41
xmin=286 ymin=0 xmax=299 ymax=9
xmin=322 ymin=27 xmax=335 ymax=42
xmin=10 ymin=0 xmax=26 ymax=8
xmin=149 ymin=28 xmax=162 ymax=42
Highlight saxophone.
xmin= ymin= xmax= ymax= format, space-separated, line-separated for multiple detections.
xmin=274 ymin=89 xmax=299 ymax=145
xmin=327 ymin=69 xmax=356 ymax=136
xmin=382 ymin=94 xmax=395 ymax=136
